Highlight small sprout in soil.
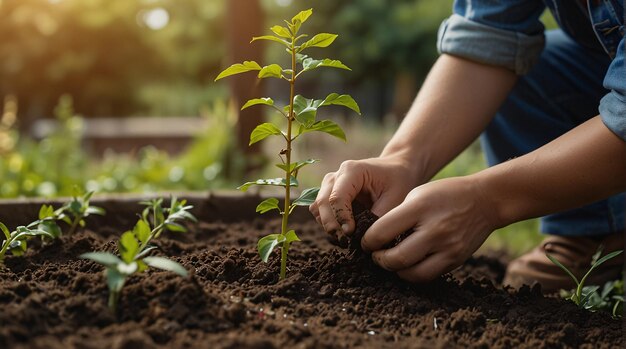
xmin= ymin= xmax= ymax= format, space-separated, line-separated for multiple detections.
xmin=0 ymin=222 xmax=55 ymax=263
xmin=61 ymin=190 xmax=106 ymax=235
xmin=215 ymin=8 xmax=360 ymax=279
xmin=80 ymin=197 xmax=195 ymax=312
xmin=547 ymin=248 xmax=623 ymax=311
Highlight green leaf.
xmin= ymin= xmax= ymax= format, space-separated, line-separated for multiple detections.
xmin=38 ymin=205 xmax=54 ymax=220
xmin=80 ymin=252 xmax=123 ymax=267
xmin=293 ymin=95 xmax=323 ymax=126
xmin=0 ymin=222 xmax=10 ymax=241
xmin=106 ymin=268 xmax=127 ymax=293
xmin=119 ymin=232 xmax=139 ymax=264
xmin=300 ymin=120 xmax=346 ymax=142
xmin=10 ymin=240 xmax=26 ymax=256
xmin=249 ymin=123 xmax=282 ymax=145
xmin=256 ymin=198 xmax=280 ymax=214
xmin=321 ymin=93 xmax=361 ymax=115
xmin=241 ymin=97 xmax=274 ymax=111
xmin=165 ymin=222 xmax=188 ymax=233
xmin=144 ymin=256 xmax=188 ymax=277
xmin=270 ymin=25 xmax=291 ymax=38
xmin=237 ymin=177 xmax=299 ymax=192
xmin=292 ymin=8 xmax=313 ymax=25
xmin=301 ymin=58 xmax=351 ymax=73
xmin=250 ymin=35 xmax=290 ymax=47
xmin=547 ymin=254 xmax=580 ymax=285
xmin=133 ymin=219 xmax=151 ymax=244
xmin=580 ymin=250 xmax=623 ymax=287
xmin=258 ymin=64 xmax=283 ymax=79
xmin=135 ymin=245 xmax=157 ymax=260
xmin=284 ymin=230 xmax=300 ymax=244
xmin=275 ymin=159 xmax=319 ymax=174
xmin=258 ymin=234 xmax=283 ymax=263
xmin=38 ymin=221 xmax=62 ymax=239
xmin=293 ymin=187 xmax=319 ymax=206
xmin=86 ymin=206 xmax=106 ymax=216
xmin=12 ymin=227 xmax=55 ymax=241
xmin=214 ymin=61 xmax=262 ymax=81
xmin=299 ymin=33 xmax=338 ymax=51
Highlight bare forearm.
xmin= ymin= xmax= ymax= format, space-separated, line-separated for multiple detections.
xmin=381 ymin=54 xmax=517 ymax=182
xmin=477 ymin=116 xmax=626 ymax=227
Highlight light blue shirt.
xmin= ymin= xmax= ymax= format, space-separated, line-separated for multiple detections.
xmin=437 ymin=0 xmax=626 ymax=141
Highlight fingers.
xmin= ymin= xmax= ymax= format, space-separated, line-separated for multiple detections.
xmin=328 ymin=161 xmax=364 ymax=234
xmin=361 ymin=199 xmax=423 ymax=252
xmin=396 ymin=253 xmax=453 ymax=283
xmin=370 ymin=227 xmax=432 ymax=271
xmin=310 ymin=172 xmax=341 ymax=236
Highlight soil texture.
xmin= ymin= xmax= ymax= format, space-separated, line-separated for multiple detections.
xmin=0 ymin=200 xmax=623 ymax=349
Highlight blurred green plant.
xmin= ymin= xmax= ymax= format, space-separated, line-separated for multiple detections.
xmin=0 ymin=95 xmax=238 ymax=198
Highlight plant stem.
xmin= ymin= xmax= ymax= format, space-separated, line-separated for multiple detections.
xmin=0 ymin=238 xmax=11 ymax=261
xmin=68 ymin=217 xmax=80 ymax=235
xmin=279 ymin=36 xmax=297 ymax=280
xmin=108 ymin=290 xmax=119 ymax=312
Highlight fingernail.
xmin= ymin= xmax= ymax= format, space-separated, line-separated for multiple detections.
xmin=341 ymin=224 xmax=350 ymax=233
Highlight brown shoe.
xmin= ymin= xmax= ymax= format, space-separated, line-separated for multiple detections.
xmin=503 ymin=234 xmax=624 ymax=294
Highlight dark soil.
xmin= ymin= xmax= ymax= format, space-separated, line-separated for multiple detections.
xmin=0 ymin=197 xmax=623 ymax=349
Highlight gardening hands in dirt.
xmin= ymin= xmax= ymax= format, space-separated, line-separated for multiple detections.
xmin=313 ymin=167 xmax=500 ymax=283
xmin=309 ymin=155 xmax=417 ymax=244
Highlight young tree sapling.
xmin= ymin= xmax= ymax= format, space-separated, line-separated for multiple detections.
xmin=215 ymin=8 xmax=360 ymax=279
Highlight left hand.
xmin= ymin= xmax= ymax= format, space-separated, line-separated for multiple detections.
xmin=361 ymin=176 xmax=502 ymax=282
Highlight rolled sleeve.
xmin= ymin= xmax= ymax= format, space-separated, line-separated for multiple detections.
xmin=437 ymin=1 xmax=546 ymax=75
xmin=599 ymin=37 xmax=626 ymax=141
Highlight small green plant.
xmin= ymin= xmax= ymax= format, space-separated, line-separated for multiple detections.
xmin=80 ymin=197 xmax=196 ymax=311
xmin=215 ymin=8 xmax=360 ymax=279
xmin=0 ymin=223 xmax=55 ymax=263
xmin=60 ymin=190 xmax=106 ymax=235
xmin=547 ymin=249 xmax=623 ymax=310
xmin=559 ymin=278 xmax=624 ymax=317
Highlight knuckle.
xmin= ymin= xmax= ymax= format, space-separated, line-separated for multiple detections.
xmin=322 ymin=172 xmax=336 ymax=183
xmin=339 ymin=159 xmax=360 ymax=173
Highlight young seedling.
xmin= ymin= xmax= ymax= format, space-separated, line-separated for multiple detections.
xmin=61 ymin=190 xmax=106 ymax=235
xmin=547 ymin=249 xmax=623 ymax=309
xmin=80 ymin=197 xmax=196 ymax=311
xmin=0 ymin=222 xmax=55 ymax=263
xmin=215 ymin=8 xmax=360 ymax=280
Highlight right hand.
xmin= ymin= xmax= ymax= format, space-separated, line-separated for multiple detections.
xmin=309 ymin=155 xmax=419 ymax=242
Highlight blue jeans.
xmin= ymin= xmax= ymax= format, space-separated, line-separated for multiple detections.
xmin=480 ymin=29 xmax=625 ymax=237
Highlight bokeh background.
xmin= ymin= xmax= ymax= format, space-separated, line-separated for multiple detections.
xmin=1 ymin=0 xmax=559 ymax=254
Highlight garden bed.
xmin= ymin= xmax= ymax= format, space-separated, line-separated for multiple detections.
xmin=0 ymin=193 xmax=622 ymax=348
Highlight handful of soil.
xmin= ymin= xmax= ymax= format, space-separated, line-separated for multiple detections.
xmin=337 ymin=202 xmax=413 ymax=254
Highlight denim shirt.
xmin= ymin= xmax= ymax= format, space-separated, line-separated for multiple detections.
xmin=437 ymin=0 xmax=626 ymax=141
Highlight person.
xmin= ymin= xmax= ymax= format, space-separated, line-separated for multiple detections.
xmin=310 ymin=0 xmax=626 ymax=293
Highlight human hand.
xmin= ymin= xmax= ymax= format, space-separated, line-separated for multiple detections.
xmin=361 ymin=176 xmax=502 ymax=282
xmin=309 ymin=155 xmax=419 ymax=243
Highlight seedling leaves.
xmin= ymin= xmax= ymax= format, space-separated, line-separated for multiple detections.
xmin=546 ymin=254 xmax=579 ymax=284
xmin=258 ymin=234 xmax=282 ymax=263
xmin=258 ymin=64 xmax=283 ymax=79
xmin=256 ymin=198 xmax=281 ymax=214
xmin=0 ymin=222 xmax=10 ymax=240
xmin=271 ymin=25 xmax=291 ymax=38
xmin=215 ymin=61 xmax=262 ymax=81
xmin=238 ymin=177 xmax=299 ymax=192
xmin=250 ymin=123 xmax=282 ymax=145
xmin=80 ymin=251 xmax=123 ymax=268
xmin=275 ymin=158 xmax=319 ymax=174
xmin=322 ymin=93 xmax=361 ymax=115
xmin=293 ymin=187 xmax=319 ymax=206
xmin=301 ymin=58 xmax=350 ymax=73
xmin=242 ymin=98 xmax=274 ymax=111
xmin=300 ymin=120 xmax=346 ymax=141
xmin=292 ymin=8 xmax=312 ymax=25
xmin=119 ymin=231 xmax=139 ymax=264
xmin=144 ymin=256 xmax=188 ymax=277
xmin=251 ymin=35 xmax=290 ymax=47
xmin=299 ymin=33 xmax=337 ymax=51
